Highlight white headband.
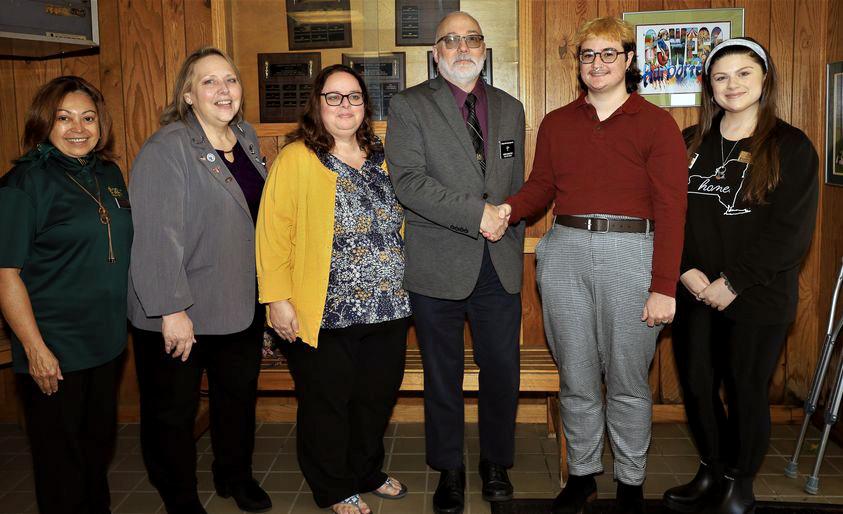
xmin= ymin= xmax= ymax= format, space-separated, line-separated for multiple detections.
xmin=704 ymin=38 xmax=769 ymax=74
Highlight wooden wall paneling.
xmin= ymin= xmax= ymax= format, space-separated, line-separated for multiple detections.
xmin=769 ymin=0 xmax=795 ymax=124
xmin=98 ymin=0 xmax=130 ymax=176
xmin=636 ymin=1 xmax=664 ymax=11
xmin=521 ymin=1 xmax=551 ymax=239
xmin=545 ymin=0 xmax=596 ymax=113
xmin=11 ymin=59 xmax=62 ymax=146
xmin=711 ymin=0 xmax=735 ymax=7
xmin=598 ymin=0 xmax=638 ymax=17
xmin=184 ymin=0 xmax=214 ymax=54
xmin=784 ymin=0 xmax=827 ymax=402
xmin=0 ymin=59 xmax=20 ymax=172
xmin=119 ymin=0 xmax=168 ymax=162
xmin=521 ymin=255 xmax=547 ymax=348
xmin=735 ymin=0 xmax=771 ymax=49
xmin=163 ymin=0 xmax=188 ymax=100
xmin=61 ymin=53 xmax=102 ymax=89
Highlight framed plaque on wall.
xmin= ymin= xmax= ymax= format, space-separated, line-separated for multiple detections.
xmin=395 ymin=0 xmax=459 ymax=46
xmin=342 ymin=53 xmax=406 ymax=120
xmin=258 ymin=52 xmax=321 ymax=123
xmin=427 ymin=48 xmax=492 ymax=86
xmin=286 ymin=0 xmax=352 ymax=50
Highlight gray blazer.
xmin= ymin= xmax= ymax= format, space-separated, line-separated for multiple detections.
xmin=386 ymin=76 xmax=526 ymax=300
xmin=127 ymin=111 xmax=267 ymax=334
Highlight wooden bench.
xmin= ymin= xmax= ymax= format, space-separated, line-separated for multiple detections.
xmin=251 ymin=346 xmax=569 ymax=484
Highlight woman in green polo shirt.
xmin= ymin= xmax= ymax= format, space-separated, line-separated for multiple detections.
xmin=0 ymin=76 xmax=132 ymax=514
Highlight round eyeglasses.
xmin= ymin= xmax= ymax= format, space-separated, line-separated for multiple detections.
xmin=321 ymin=92 xmax=364 ymax=106
xmin=578 ymin=48 xmax=627 ymax=64
xmin=435 ymin=34 xmax=485 ymax=50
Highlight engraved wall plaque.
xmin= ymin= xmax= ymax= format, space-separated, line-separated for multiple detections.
xmin=258 ymin=52 xmax=321 ymax=123
xmin=395 ymin=0 xmax=459 ymax=46
xmin=342 ymin=53 xmax=406 ymax=120
xmin=427 ymin=48 xmax=493 ymax=86
xmin=286 ymin=0 xmax=352 ymax=50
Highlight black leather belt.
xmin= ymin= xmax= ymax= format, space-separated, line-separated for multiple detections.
xmin=555 ymin=215 xmax=654 ymax=233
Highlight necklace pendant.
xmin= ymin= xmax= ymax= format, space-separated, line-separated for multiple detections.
xmin=98 ymin=206 xmax=111 ymax=224
xmin=714 ymin=166 xmax=726 ymax=179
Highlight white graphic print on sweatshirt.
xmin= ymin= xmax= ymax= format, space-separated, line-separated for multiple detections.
xmin=688 ymin=155 xmax=752 ymax=216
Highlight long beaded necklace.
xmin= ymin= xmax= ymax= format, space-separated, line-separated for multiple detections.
xmin=64 ymin=159 xmax=116 ymax=263
xmin=715 ymin=136 xmax=741 ymax=179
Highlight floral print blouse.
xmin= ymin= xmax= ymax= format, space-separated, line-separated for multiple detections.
xmin=318 ymin=149 xmax=411 ymax=329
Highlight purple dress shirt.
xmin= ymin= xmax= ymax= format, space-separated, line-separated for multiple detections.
xmin=445 ymin=78 xmax=488 ymax=155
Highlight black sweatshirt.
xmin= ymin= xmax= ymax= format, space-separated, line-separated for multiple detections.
xmin=680 ymin=118 xmax=819 ymax=324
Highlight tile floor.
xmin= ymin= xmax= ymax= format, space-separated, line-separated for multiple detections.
xmin=1 ymin=422 xmax=843 ymax=513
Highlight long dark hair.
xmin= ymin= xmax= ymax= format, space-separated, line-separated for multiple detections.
xmin=160 ymin=46 xmax=244 ymax=126
xmin=688 ymin=37 xmax=779 ymax=204
xmin=22 ymin=75 xmax=116 ymax=161
xmin=284 ymin=64 xmax=381 ymax=156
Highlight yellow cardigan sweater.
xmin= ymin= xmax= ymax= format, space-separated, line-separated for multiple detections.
xmin=256 ymin=140 xmax=391 ymax=348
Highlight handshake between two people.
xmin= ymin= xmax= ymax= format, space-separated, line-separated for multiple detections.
xmin=480 ymin=203 xmax=512 ymax=242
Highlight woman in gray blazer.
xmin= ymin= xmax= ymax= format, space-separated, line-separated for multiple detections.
xmin=127 ymin=47 xmax=270 ymax=514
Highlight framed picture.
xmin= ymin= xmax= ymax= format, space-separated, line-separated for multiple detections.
xmin=623 ymin=8 xmax=744 ymax=107
xmin=826 ymin=61 xmax=843 ymax=187
xmin=427 ymin=48 xmax=493 ymax=86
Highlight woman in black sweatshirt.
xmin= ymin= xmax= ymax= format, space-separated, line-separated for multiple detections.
xmin=662 ymin=38 xmax=818 ymax=514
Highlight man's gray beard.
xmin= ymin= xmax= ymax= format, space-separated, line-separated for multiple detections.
xmin=438 ymin=54 xmax=486 ymax=85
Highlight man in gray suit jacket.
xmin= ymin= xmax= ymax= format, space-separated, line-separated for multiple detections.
xmin=386 ymin=11 xmax=525 ymax=514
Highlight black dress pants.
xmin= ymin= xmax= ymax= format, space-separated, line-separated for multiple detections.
xmin=282 ymin=317 xmax=408 ymax=508
xmin=19 ymin=355 xmax=122 ymax=514
xmin=409 ymin=244 xmax=521 ymax=471
xmin=132 ymin=310 xmax=263 ymax=511
xmin=672 ymin=297 xmax=789 ymax=477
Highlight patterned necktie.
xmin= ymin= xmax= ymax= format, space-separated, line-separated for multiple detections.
xmin=464 ymin=93 xmax=486 ymax=174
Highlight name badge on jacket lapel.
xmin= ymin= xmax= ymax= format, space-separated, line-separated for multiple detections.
xmin=499 ymin=140 xmax=515 ymax=159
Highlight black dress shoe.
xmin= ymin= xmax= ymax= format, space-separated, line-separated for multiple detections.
xmin=663 ymin=461 xmax=721 ymax=512
xmin=706 ymin=472 xmax=755 ymax=514
xmin=616 ymin=482 xmax=645 ymax=514
xmin=479 ymin=459 xmax=514 ymax=502
xmin=215 ymin=479 xmax=272 ymax=513
xmin=552 ymin=474 xmax=597 ymax=514
xmin=433 ymin=468 xmax=465 ymax=514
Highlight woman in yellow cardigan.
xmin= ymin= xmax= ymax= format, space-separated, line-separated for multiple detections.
xmin=256 ymin=64 xmax=411 ymax=514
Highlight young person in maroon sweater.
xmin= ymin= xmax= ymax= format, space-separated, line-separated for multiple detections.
xmin=662 ymin=38 xmax=818 ymax=514
xmin=500 ymin=17 xmax=687 ymax=514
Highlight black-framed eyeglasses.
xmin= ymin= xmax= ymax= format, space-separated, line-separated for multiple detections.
xmin=321 ymin=92 xmax=365 ymax=106
xmin=435 ymin=34 xmax=485 ymax=49
xmin=578 ymin=48 xmax=627 ymax=64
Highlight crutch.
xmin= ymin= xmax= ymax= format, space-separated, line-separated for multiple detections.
xmin=784 ymin=257 xmax=843 ymax=494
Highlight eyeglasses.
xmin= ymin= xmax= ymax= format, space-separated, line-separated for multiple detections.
xmin=321 ymin=92 xmax=364 ymax=106
xmin=435 ymin=34 xmax=485 ymax=49
xmin=578 ymin=48 xmax=627 ymax=64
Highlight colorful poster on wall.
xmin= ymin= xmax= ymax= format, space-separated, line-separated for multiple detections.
xmin=624 ymin=8 xmax=744 ymax=107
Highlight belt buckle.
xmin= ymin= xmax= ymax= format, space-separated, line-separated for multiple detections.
xmin=587 ymin=216 xmax=610 ymax=233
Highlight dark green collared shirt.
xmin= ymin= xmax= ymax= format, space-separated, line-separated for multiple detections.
xmin=0 ymin=144 xmax=132 ymax=374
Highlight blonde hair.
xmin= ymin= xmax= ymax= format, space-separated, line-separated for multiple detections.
xmin=573 ymin=16 xmax=635 ymax=49
xmin=159 ymin=47 xmax=244 ymax=126
xmin=572 ymin=17 xmax=641 ymax=94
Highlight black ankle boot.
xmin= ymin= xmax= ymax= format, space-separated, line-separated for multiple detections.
xmin=552 ymin=474 xmax=597 ymax=514
xmin=616 ymin=482 xmax=645 ymax=514
xmin=663 ymin=460 xmax=721 ymax=512
xmin=706 ymin=472 xmax=755 ymax=514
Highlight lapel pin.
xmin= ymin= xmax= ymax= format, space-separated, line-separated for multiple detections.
xmin=206 ymin=153 xmax=216 ymax=163
xmin=211 ymin=166 xmax=221 ymax=174
xmin=249 ymin=144 xmax=255 ymax=154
